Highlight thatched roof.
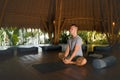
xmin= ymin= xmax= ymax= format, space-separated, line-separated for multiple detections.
xmin=0 ymin=0 xmax=120 ymax=32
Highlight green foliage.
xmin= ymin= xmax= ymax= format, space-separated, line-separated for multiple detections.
xmin=0 ymin=27 xmax=110 ymax=45
xmin=24 ymin=32 xmax=33 ymax=38
xmin=59 ymin=31 xmax=70 ymax=44
xmin=12 ymin=34 xmax=19 ymax=45
xmin=78 ymin=31 xmax=88 ymax=44
xmin=0 ymin=28 xmax=4 ymax=46
xmin=45 ymin=38 xmax=51 ymax=44
xmin=78 ymin=31 xmax=108 ymax=44
xmin=59 ymin=30 xmax=108 ymax=44
xmin=4 ymin=27 xmax=19 ymax=46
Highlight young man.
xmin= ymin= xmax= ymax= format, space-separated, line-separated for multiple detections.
xmin=59 ymin=24 xmax=87 ymax=66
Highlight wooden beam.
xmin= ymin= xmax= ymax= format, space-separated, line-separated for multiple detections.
xmin=65 ymin=17 xmax=107 ymax=22
xmin=40 ymin=16 xmax=48 ymax=32
xmin=60 ymin=18 xmax=66 ymax=30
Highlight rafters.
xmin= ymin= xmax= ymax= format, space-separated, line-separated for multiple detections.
xmin=0 ymin=0 xmax=8 ymax=26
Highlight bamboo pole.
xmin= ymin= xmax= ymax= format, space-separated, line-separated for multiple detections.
xmin=53 ymin=0 xmax=63 ymax=44
xmin=110 ymin=0 xmax=115 ymax=46
xmin=106 ymin=0 xmax=111 ymax=33
xmin=40 ymin=17 xmax=48 ymax=31
xmin=105 ymin=0 xmax=116 ymax=46
xmin=56 ymin=0 xmax=63 ymax=44
xmin=110 ymin=0 xmax=113 ymax=35
xmin=111 ymin=0 xmax=120 ymax=45
xmin=60 ymin=18 xmax=66 ymax=30
xmin=40 ymin=17 xmax=53 ymax=42
xmin=53 ymin=0 xmax=58 ymax=44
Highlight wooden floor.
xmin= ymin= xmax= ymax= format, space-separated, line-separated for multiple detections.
xmin=0 ymin=47 xmax=120 ymax=80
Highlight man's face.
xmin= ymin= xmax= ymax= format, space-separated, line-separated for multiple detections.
xmin=69 ymin=26 xmax=76 ymax=35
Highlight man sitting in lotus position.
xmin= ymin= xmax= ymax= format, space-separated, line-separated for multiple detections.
xmin=59 ymin=24 xmax=87 ymax=66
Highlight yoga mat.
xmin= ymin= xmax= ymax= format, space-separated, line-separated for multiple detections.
xmin=32 ymin=61 xmax=68 ymax=73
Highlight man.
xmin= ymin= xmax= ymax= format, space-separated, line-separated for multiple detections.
xmin=59 ymin=24 xmax=87 ymax=66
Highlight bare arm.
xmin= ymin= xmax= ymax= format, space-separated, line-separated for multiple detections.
xmin=63 ymin=44 xmax=80 ymax=64
xmin=64 ymin=45 xmax=70 ymax=57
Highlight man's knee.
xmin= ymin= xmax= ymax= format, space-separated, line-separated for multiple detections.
xmin=76 ymin=57 xmax=87 ymax=66
xmin=58 ymin=52 xmax=65 ymax=60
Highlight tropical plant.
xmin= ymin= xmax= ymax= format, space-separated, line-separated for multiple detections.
xmin=78 ymin=31 xmax=88 ymax=44
xmin=4 ymin=27 xmax=19 ymax=46
xmin=0 ymin=28 xmax=4 ymax=46
xmin=59 ymin=31 xmax=70 ymax=44
xmin=78 ymin=31 xmax=108 ymax=44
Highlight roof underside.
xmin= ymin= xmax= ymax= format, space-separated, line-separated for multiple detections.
xmin=0 ymin=0 xmax=120 ymax=32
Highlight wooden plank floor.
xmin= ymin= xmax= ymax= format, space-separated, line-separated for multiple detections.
xmin=0 ymin=49 xmax=120 ymax=80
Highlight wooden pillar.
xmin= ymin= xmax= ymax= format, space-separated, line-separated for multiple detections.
xmin=53 ymin=0 xmax=63 ymax=44
xmin=105 ymin=0 xmax=118 ymax=46
xmin=53 ymin=0 xmax=58 ymax=44
xmin=57 ymin=0 xmax=63 ymax=44
xmin=105 ymin=0 xmax=111 ymax=45
xmin=106 ymin=0 xmax=111 ymax=33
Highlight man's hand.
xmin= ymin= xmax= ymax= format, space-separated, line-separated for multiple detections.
xmin=63 ymin=58 xmax=73 ymax=64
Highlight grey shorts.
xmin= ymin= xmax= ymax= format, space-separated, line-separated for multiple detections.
xmin=72 ymin=56 xmax=81 ymax=61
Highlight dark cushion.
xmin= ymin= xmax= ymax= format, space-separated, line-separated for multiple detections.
xmin=41 ymin=45 xmax=62 ymax=51
xmin=82 ymin=44 xmax=87 ymax=51
xmin=94 ymin=46 xmax=111 ymax=52
xmin=0 ymin=47 xmax=14 ymax=56
xmin=17 ymin=47 xmax=38 ymax=55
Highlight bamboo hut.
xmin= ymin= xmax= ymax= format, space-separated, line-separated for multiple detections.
xmin=0 ymin=0 xmax=120 ymax=45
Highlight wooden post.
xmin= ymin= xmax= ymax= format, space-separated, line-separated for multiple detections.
xmin=53 ymin=0 xmax=63 ymax=44
xmin=57 ymin=0 xmax=63 ymax=44
xmin=105 ymin=0 xmax=112 ymax=45
xmin=53 ymin=0 xmax=58 ymax=44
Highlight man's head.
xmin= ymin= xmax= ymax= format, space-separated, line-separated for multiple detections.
xmin=69 ymin=24 xmax=78 ymax=36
